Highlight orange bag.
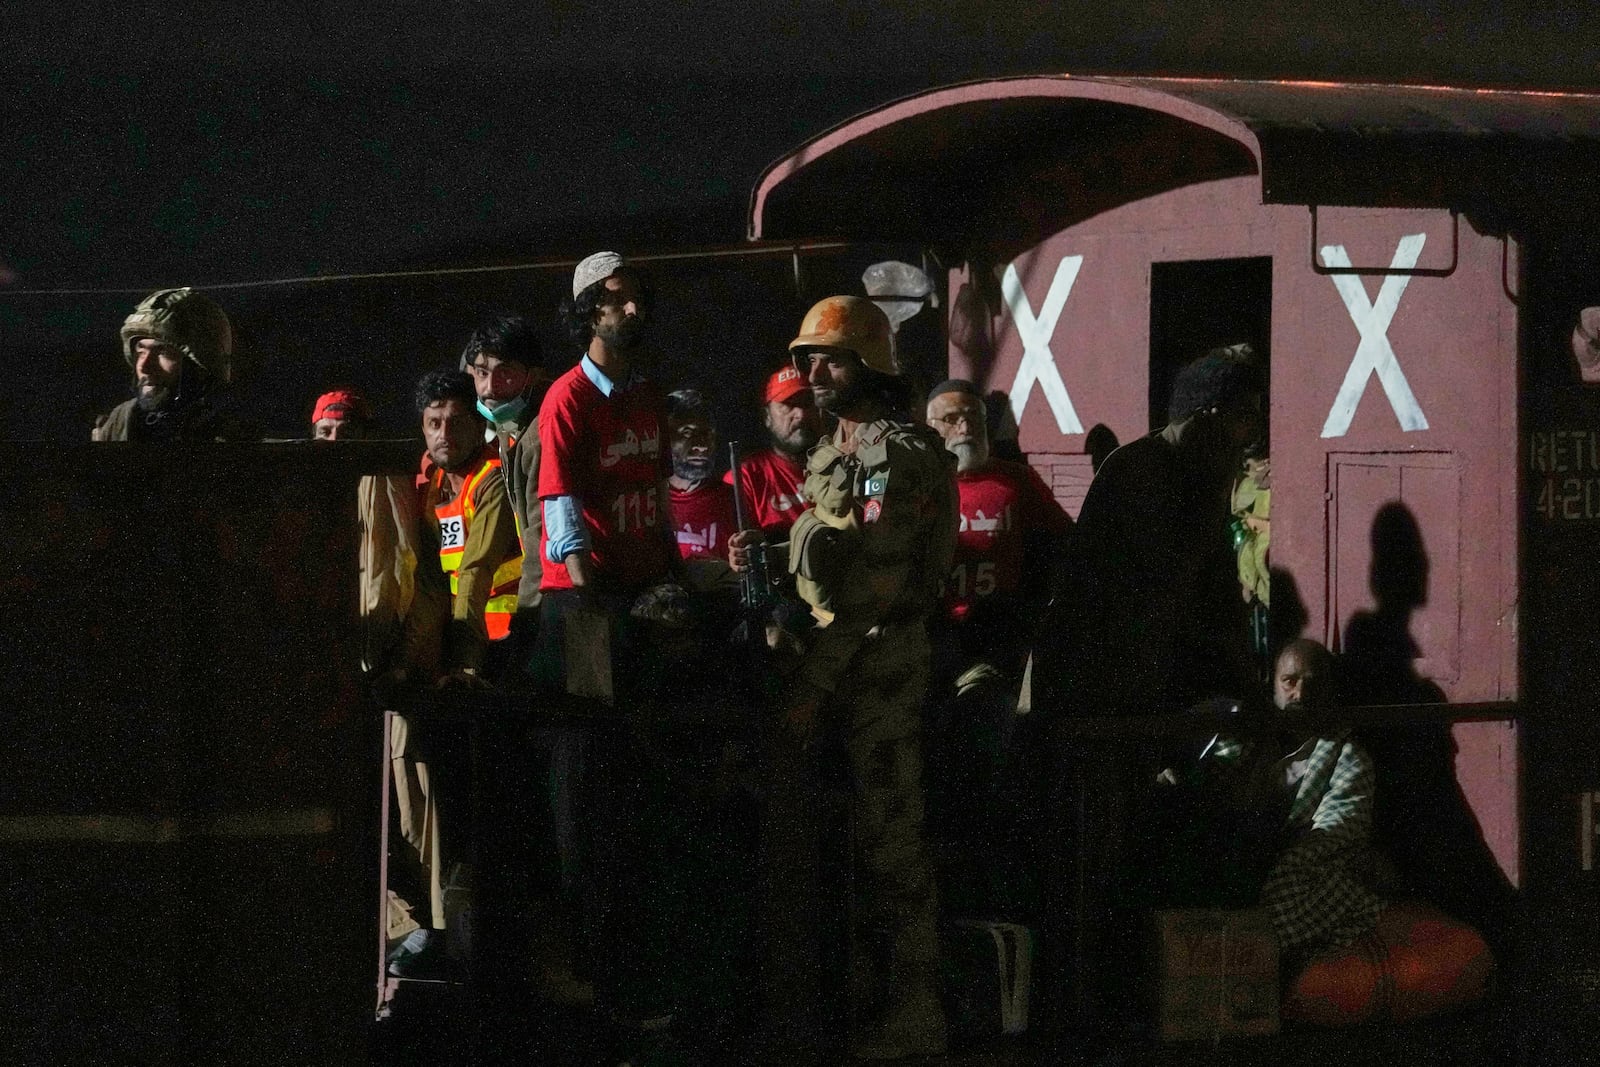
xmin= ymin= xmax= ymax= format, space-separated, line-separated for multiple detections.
xmin=1282 ymin=903 xmax=1493 ymax=1027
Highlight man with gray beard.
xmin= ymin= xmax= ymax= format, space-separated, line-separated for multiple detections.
xmin=925 ymin=380 xmax=1072 ymax=673
xmin=923 ymin=379 xmax=1072 ymax=912
xmin=724 ymin=365 xmax=825 ymax=541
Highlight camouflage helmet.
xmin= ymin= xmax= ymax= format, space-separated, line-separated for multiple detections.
xmin=789 ymin=295 xmax=896 ymax=377
xmin=120 ymin=288 xmax=234 ymax=383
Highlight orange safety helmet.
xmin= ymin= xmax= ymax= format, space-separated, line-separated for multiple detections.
xmin=789 ymin=295 xmax=897 ymax=377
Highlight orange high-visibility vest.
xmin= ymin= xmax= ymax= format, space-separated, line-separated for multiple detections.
xmin=432 ymin=456 xmax=522 ymax=641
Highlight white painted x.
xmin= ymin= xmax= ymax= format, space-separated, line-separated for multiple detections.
xmin=1002 ymin=256 xmax=1084 ymax=435
xmin=1318 ymin=234 xmax=1430 ymax=438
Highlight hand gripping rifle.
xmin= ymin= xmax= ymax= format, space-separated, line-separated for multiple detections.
xmin=728 ymin=441 xmax=780 ymax=616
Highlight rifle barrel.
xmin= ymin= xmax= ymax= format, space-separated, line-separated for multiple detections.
xmin=728 ymin=440 xmax=751 ymax=533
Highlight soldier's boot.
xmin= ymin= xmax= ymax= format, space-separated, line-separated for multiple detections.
xmin=849 ymin=967 xmax=947 ymax=1060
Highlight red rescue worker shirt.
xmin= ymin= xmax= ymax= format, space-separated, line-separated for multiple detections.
xmin=536 ymin=363 xmax=672 ymax=591
xmin=947 ymin=459 xmax=1073 ymax=621
xmin=669 ymin=478 xmax=736 ymax=562
xmin=723 ymin=447 xmax=807 ymax=539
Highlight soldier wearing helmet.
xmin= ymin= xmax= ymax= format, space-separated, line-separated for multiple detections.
xmin=92 ymin=288 xmax=250 ymax=441
xmin=730 ymin=296 xmax=958 ymax=1059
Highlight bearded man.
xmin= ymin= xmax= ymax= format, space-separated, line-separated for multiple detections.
xmin=93 ymin=288 xmax=250 ymax=441
xmin=922 ymin=379 xmax=1072 ymax=913
xmin=724 ymin=364 xmax=824 ymax=540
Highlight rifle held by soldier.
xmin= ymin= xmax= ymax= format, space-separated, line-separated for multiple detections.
xmin=727 ymin=441 xmax=781 ymax=616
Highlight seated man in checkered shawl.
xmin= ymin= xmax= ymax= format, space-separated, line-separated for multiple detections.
xmin=1197 ymin=638 xmax=1385 ymax=962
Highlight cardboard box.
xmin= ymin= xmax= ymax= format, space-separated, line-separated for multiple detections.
xmin=1154 ymin=908 xmax=1279 ymax=1041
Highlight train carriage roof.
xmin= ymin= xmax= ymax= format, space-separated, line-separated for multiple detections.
xmin=749 ymin=76 xmax=1600 ymax=254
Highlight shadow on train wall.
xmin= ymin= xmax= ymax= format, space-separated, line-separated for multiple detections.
xmin=1269 ymin=566 xmax=1310 ymax=655
xmin=1083 ymin=424 xmax=1120 ymax=476
xmin=1344 ymin=503 xmax=1516 ymax=944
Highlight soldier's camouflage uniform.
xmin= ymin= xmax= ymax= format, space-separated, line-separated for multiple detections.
xmin=786 ymin=415 xmax=959 ymax=999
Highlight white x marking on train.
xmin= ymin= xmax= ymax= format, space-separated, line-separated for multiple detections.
xmin=1318 ymin=234 xmax=1431 ymax=438
xmin=1002 ymin=256 xmax=1085 ymax=435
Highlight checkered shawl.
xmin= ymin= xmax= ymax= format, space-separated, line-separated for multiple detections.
xmin=1207 ymin=730 xmax=1385 ymax=955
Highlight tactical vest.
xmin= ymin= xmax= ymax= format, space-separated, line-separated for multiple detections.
xmin=788 ymin=419 xmax=956 ymax=626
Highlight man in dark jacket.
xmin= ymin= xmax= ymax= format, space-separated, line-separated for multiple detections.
xmin=462 ymin=315 xmax=554 ymax=639
xmin=93 ymin=288 xmax=251 ymax=441
xmin=1031 ymin=349 xmax=1264 ymax=1041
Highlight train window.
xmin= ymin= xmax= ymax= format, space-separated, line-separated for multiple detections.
xmin=1148 ymin=257 xmax=1272 ymax=432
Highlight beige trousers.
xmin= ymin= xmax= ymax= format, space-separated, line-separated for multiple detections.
xmin=389 ymin=712 xmax=446 ymax=930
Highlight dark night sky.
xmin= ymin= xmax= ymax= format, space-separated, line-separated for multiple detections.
xmin=4 ymin=0 xmax=1595 ymax=287
xmin=2 ymin=1 xmax=1595 ymax=436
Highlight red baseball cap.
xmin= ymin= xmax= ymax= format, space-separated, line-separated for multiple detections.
xmin=763 ymin=365 xmax=810 ymax=405
xmin=312 ymin=389 xmax=371 ymax=425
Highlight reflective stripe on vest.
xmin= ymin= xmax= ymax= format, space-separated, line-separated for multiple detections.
xmin=434 ymin=456 xmax=523 ymax=641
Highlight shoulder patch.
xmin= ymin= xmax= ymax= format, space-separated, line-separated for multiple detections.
xmin=885 ymin=421 xmax=951 ymax=463
xmin=807 ymin=440 xmax=845 ymax=475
